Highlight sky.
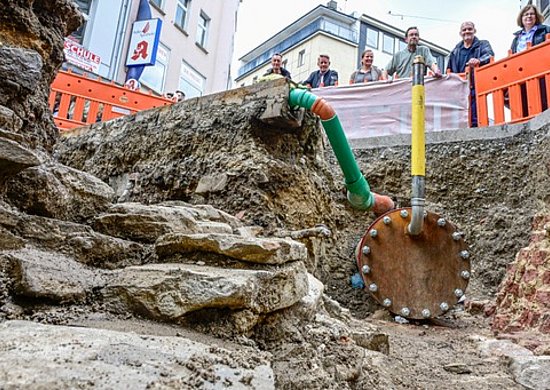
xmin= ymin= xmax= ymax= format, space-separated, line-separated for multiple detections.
xmin=233 ymin=0 xmax=522 ymax=69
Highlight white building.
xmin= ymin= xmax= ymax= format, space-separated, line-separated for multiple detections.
xmin=70 ymin=0 xmax=240 ymax=97
xmin=235 ymin=2 xmax=449 ymax=87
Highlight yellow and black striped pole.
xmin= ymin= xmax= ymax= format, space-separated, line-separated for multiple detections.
xmin=408 ymin=56 xmax=426 ymax=236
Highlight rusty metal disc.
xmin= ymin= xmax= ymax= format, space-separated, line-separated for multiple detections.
xmin=356 ymin=207 xmax=471 ymax=320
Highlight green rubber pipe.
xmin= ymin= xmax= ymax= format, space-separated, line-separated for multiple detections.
xmin=289 ymin=88 xmax=375 ymax=210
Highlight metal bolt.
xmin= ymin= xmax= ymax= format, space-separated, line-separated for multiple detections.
xmin=369 ymin=283 xmax=378 ymax=292
xmin=361 ymin=264 xmax=371 ymax=275
xmin=460 ymin=270 xmax=471 ymax=280
xmin=440 ymin=302 xmax=449 ymax=312
xmin=370 ymin=229 xmax=378 ymax=238
xmin=362 ymin=245 xmax=371 ymax=255
xmin=400 ymin=210 xmax=409 ymax=218
xmin=437 ymin=218 xmax=446 ymax=227
xmin=452 ymin=232 xmax=462 ymax=241
xmin=454 ymin=288 xmax=464 ymax=298
xmin=382 ymin=298 xmax=392 ymax=307
xmin=383 ymin=216 xmax=392 ymax=225
xmin=400 ymin=307 xmax=410 ymax=317
xmin=421 ymin=309 xmax=431 ymax=318
xmin=459 ymin=250 xmax=470 ymax=260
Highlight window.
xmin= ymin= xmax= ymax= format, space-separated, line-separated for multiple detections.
xmin=383 ymin=34 xmax=394 ymax=54
xmin=71 ymin=0 xmax=92 ymax=44
xmin=542 ymin=0 xmax=549 ymax=14
xmin=298 ymin=50 xmax=305 ymax=67
xmin=282 ymin=59 xmax=288 ymax=70
xmin=140 ymin=43 xmax=169 ymax=93
xmin=178 ymin=60 xmax=205 ymax=98
xmin=196 ymin=11 xmax=210 ymax=48
xmin=366 ymin=27 xmax=378 ymax=49
xmin=149 ymin=0 xmax=164 ymax=10
xmin=175 ymin=0 xmax=190 ymax=30
xmin=398 ymin=39 xmax=407 ymax=51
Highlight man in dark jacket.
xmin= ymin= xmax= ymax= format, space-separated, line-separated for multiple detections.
xmin=304 ymin=54 xmax=338 ymax=88
xmin=447 ymin=21 xmax=494 ymax=127
xmin=447 ymin=21 xmax=494 ymax=73
xmin=263 ymin=53 xmax=291 ymax=79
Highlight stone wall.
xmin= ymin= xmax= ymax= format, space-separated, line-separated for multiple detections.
xmin=0 ymin=0 xmax=81 ymax=152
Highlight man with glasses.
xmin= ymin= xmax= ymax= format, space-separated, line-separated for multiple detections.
xmin=382 ymin=27 xmax=442 ymax=80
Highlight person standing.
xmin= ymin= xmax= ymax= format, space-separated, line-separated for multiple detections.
xmin=511 ymin=4 xmax=550 ymax=54
xmin=263 ymin=53 xmax=292 ymax=79
xmin=304 ymin=54 xmax=338 ymax=88
xmin=447 ymin=21 xmax=494 ymax=127
xmin=382 ymin=27 xmax=442 ymax=80
xmin=510 ymin=5 xmax=550 ymax=114
xmin=349 ymin=49 xmax=384 ymax=84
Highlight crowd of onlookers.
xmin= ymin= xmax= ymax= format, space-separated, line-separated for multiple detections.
xmin=262 ymin=4 xmax=550 ymax=126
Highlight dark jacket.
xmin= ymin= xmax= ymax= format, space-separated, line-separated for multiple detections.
xmin=304 ymin=69 xmax=338 ymax=88
xmin=447 ymin=37 xmax=494 ymax=73
xmin=511 ymin=24 xmax=550 ymax=53
xmin=263 ymin=67 xmax=292 ymax=79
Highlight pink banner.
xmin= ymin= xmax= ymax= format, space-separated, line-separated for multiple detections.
xmin=313 ymin=74 xmax=469 ymax=139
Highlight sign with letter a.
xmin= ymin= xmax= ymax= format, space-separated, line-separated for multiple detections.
xmin=126 ymin=18 xmax=162 ymax=67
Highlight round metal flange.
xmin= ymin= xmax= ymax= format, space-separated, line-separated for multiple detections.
xmin=356 ymin=207 xmax=471 ymax=320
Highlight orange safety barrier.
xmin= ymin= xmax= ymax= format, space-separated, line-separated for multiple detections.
xmin=49 ymin=70 xmax=173 ymax=130
xmin=474 ymin=34 xmax=550 ymax=127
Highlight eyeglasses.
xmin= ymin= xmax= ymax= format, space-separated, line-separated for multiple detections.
xmin=523 ymin=12 xmax=536 ymax=17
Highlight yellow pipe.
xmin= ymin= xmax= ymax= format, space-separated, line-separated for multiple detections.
xmin=411 ymin=84 xmax=425 ymax=176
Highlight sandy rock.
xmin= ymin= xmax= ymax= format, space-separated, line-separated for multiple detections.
xmin=92 ymin=202 xmax=238 ymax=244
xmin=5 ymin=162 xmax=115 ymax=222
xmin=0 ymin=137 xmax=41 ymax=177
xmin=155 ymin=232 xmax=307 ymax=264
xmin=509 ymin=356 xmax=550 ymax=390
xmin=101 ymin=261 xmax=309 ymax=321
xmin=0 ymin=320 xmax=274 ymax=389
xmin=4 ymin=247 xmax=106 ymax=303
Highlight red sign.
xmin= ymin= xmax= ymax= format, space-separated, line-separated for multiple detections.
xmin=63 ymin=38 xmax=101 ymax=73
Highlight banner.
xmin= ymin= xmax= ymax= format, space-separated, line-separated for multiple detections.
xmin=63 ymin=38 xmax=101 ymax=74
xmin=313 ymin=74 xmax=469 ymax=139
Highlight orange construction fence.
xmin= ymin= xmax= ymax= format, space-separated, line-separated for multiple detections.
xmin=474 ymin=34 xmax=550 ymax=127
xmin=49 ymin=70 xmax=173 ymax=131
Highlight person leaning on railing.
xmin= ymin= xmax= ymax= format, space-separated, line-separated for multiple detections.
xmin=510 ymin=4 xmax=550 ymax=114
xmin=447 ymin=21 xmax=494 ymax=127
xmin=382 ymin=26 xmax=442 ymax=80
xmin=349 ymin=49 xmax=385 ymax=84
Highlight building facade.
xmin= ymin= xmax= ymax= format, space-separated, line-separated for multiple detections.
xmin=70 ymin=0 xmax=240 ymax=97
xmin=235 ymin=3 xmax=449 ymax=87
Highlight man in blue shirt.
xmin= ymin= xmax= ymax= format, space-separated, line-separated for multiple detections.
xmin=447 ymin=21 xmax=494 ymax=127
xmin=304 ymin=54 xmax=339 ymax=88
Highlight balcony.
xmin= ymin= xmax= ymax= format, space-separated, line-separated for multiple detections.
xmin=237 ymin=17 xmax=357 ymax=78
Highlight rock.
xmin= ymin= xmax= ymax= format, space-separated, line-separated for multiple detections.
xmin=0 ymin=105 xmax=23 ymax=132
xmin=0 ymin=47 xmax=43 ymax=93
xmin=195 ymin=173 xmax=228 ymax=194
xmin=0 ymin=137 xmax=41 ymax=177
xmin=92 ymin=202 xmax=236 ymax=244
xmin=155 ymin=233 xmax=307 ymax=265
xmin=509 ymin=356 xmax=550 ymax=390
xmin=0 ymin=320 xmax=274 ymax=389
xmin=443 ymin=363 xmax=473 ymax=374
xmin=101 ymin=261 xmax=309 ymax=322
xmin=5 ymin=162 xmax=114 ymax=222
xmin=4 ymin=247 xmax=106 ymax=303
